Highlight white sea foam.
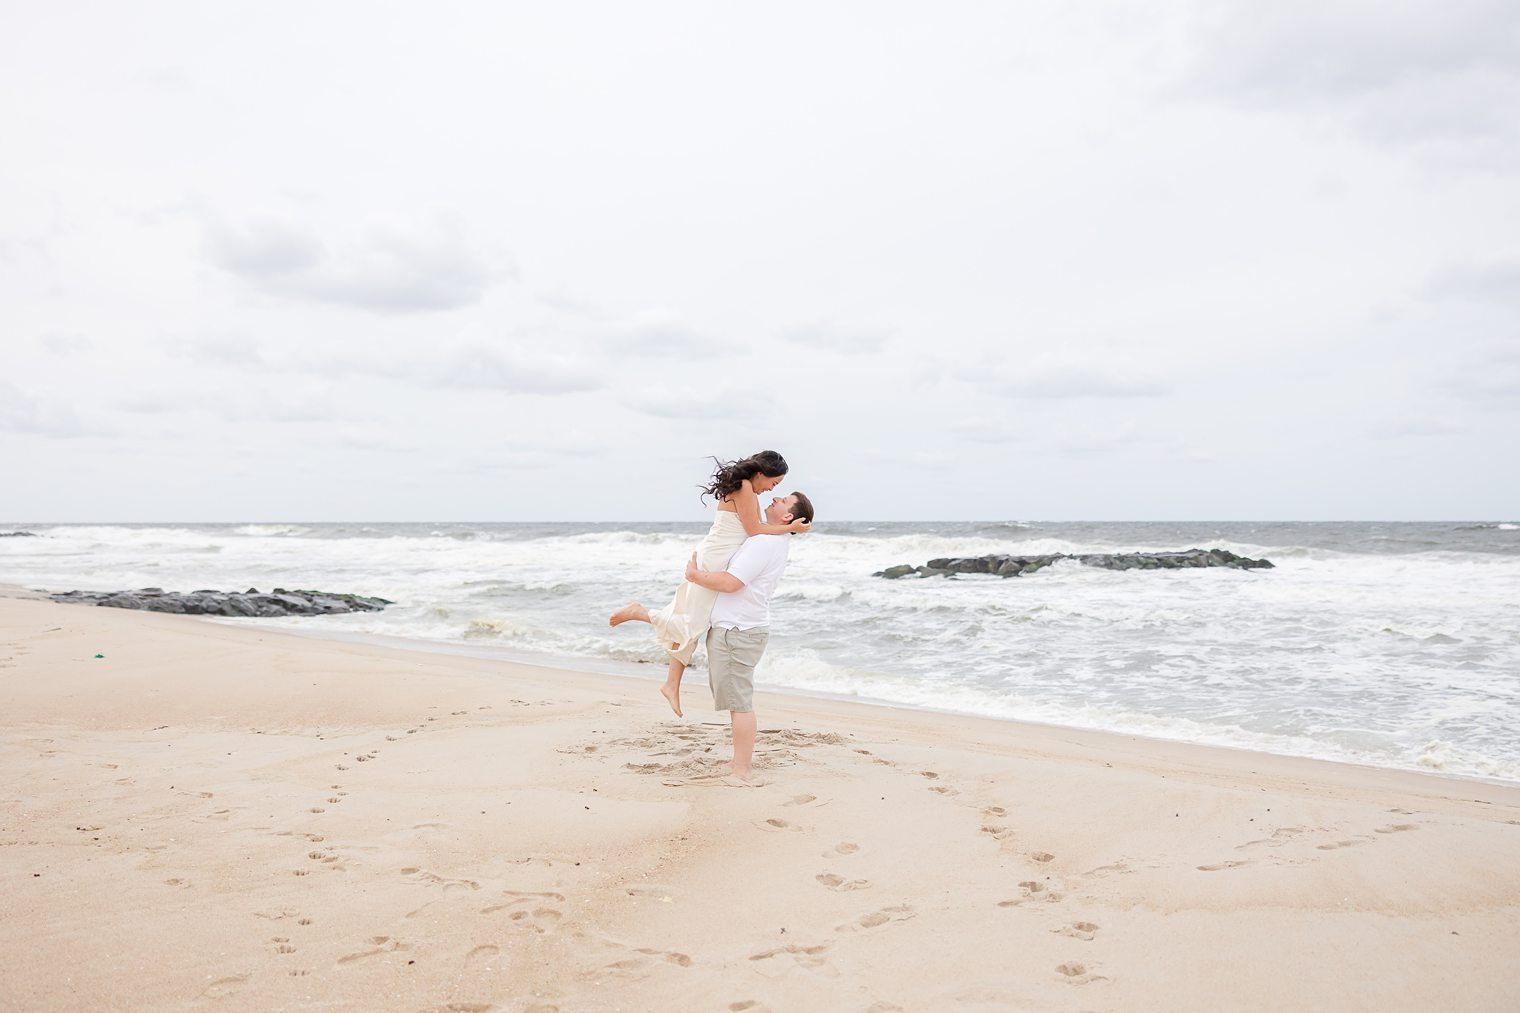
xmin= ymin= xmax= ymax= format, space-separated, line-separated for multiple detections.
xmin=232 ymin=524 xmax=310 ymax=537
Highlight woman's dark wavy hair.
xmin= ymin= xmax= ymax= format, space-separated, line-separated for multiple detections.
xmin=700 ymin=450 xmax=789 ymax=503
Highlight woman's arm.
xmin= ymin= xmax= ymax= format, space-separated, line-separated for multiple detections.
xmin=732 ymin=480 xmax=809 ymax=535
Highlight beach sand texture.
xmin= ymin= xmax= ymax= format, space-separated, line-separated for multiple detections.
xmin=2 ymin=594 xmax=1517 ymax=1012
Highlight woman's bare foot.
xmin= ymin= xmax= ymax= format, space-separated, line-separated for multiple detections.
xmin=660 ymin=683 xmax=683 ymax=718
xmin=608 ymin=601 xmax=649 ymax=627
xmin=728 ymin=762 xmax=754 ymax=779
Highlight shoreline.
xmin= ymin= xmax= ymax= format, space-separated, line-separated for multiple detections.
xmin=7 ymin=582 xmax=1513 ymax=790
xmin=3 ymin=593 xmax=1519 ymax=1010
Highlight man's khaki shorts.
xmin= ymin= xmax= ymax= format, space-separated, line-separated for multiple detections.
xmin=706 ymin=625 xmax=769 ymax=712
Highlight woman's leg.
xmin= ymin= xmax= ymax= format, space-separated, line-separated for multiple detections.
xmin=608 ymin=601 xmax=651 ymax=626
xmin=660 ymin=658 xmax=686 ymax=717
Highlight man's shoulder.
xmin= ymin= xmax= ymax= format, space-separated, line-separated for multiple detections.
xmin=746 ymin=533 xmax=790 ymax=554
xmin=730 ymin=533 xmax=789 ymax=572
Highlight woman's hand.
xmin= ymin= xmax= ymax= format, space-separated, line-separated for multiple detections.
xmin=785 ymin=518 xmax=811 ymax=534
xmin=685 ymin=552 xmax=700 ymax=581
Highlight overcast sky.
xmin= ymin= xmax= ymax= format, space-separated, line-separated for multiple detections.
xmin=3 ymin=1 xmax=1516 ymax=522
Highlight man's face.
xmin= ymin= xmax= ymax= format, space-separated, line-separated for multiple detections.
xmin=763 ymin=494 xmax=798 ymax=526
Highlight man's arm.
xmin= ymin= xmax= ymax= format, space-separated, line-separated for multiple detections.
xmin=685 ymin=552 xmax=744 ymax=593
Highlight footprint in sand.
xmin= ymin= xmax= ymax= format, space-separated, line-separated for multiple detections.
xmin=308 ymin=808 xmax=325 ymax=814
xmin=1055 ymin=961 xmax=1106 ymax=984
xmin=506 ymin=907 xmax=562 ymax=934
xmin=927 ymin=785 xmax=959 ymax=795
xmin=623 ymin=884 xmax=675 ymax=902
xmin=465 ymin=944 xmax=499 ymax=967
xmin=756 ymin=818 xmax=800 ymax=833
xmin=1376 ymin=824 xmax=1419 ymax=834
xmin=601 ymin=948 xmax=693 ymax=974
xmin=1197 ymin=860 xmax=1252 ymax=872
xmin=293 ymin=869 xmax=310 ymax=877
xmin=749 ymin=942 xmax=834 ymax=971
xmin=1053 ymin=921 xmax=1100 ymax=941
xmin=816 ymin=872 xmax=871 ymax=891
xmin=998 ymin=881 xmax=1062 ymax=906
xmin=782 ymin=794 xmax=817 ymax=807
xmin=288 ymin=969 xmax=309 ymax=977
xmin=336 ymin=936 xmax=406 ymax=965
xmin=1237 ymin=826 xmax=1306 ymax=850
xmin=481 ymin=891 xmax=566 ymax=933
xmin=400 ymin=867 xmax=479 ymax=892
xmin=822 ymin=842 xmax=860 ymax=859
xmin=980 ymin=825 xmax=1014 ymax=841
xmin=983 ymin=806 xmax=1007 ymax=817
xmin=164 ymin=878 xmax=190 ymax=888
xmin=272 ymin=938 xmax=296 ymax=955
xmin=199 ymin=975 xmax=248 ymax=998
xmin=838 ymin=905 xmax=916 ymax=932
xmin=918 ymin=771 xmax=939 ymax=780
xmin=1028 ymin=851 xmax=1056 ymax=863
xmin=1316 ymin=839 xmax=1365 ymax=851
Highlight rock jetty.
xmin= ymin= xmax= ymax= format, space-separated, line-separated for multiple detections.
xmin=1 ymin=531 xmax=38 ymax=537
xmin=49 ymin=587 xmax=393 ymax=617
xmin=874 ymin=548 xmax=1272 ymax=579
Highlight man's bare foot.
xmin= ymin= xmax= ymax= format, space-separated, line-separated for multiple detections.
xmin=609 ymin=601 xmax=649 ymax=627
xmin=660 ymin=683 xmax=683 ymax=717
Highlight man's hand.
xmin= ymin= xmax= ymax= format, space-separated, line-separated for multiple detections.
xmin=684 ymin=551 xmax=745 ymax=594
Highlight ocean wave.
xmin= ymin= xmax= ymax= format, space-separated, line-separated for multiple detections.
xmin=233 ymin=524 xmax=310 ymax=537
xmin=776 ymin=583 xmax=852 ymax=603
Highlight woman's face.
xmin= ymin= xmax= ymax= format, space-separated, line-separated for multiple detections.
xmin=752 ymin=472 xmax=785 ymax=493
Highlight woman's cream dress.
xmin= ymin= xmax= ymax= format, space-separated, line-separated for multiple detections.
xmin=650 ymin=510 xmax=747 ymax=666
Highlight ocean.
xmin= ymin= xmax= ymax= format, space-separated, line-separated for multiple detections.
xmin=3 ymin=520 xmax=1517 ymax=783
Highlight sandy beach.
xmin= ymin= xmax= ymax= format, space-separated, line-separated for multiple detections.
xmin=2 ymin=592 xmax=1517 ymax=1013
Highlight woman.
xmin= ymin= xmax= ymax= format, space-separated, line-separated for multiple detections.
xmin=609 ymin=450 xmax=809 ymax=717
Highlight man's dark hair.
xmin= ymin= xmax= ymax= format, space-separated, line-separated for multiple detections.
xmin=787 ymin=490 xmax=814 ymax=528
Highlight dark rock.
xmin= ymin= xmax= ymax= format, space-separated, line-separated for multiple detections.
xmin=0 ymin=531 xmax=38 ymax=537
xmin=874 ymin=547 xmax=1272 ymax=579
xmin=49 ymin=587 xmax=394 ymax=617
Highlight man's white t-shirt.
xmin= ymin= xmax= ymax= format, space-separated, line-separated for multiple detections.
xmin=708 ymin=534 xmax=790 ymax=632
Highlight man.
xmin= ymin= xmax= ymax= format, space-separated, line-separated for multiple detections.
xmin=682 ymin=490 xmax=814 ymax=779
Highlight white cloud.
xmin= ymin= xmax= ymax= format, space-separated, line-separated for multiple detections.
xmin=0 ymin=383 xmax=100 ymax=438
xmin=964 ymin=359 xmax=1170 ymax=399
xmin=1179 ymin=0 xmax=1520 ymax=161
xmin=204 ymin=214 xmax=502 ymax=313
xmin=1 ymin=2 xmax=1516 ymax=519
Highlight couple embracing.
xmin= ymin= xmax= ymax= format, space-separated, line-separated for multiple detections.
xmin=609 ymin=451 xmax=814 ymax=780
